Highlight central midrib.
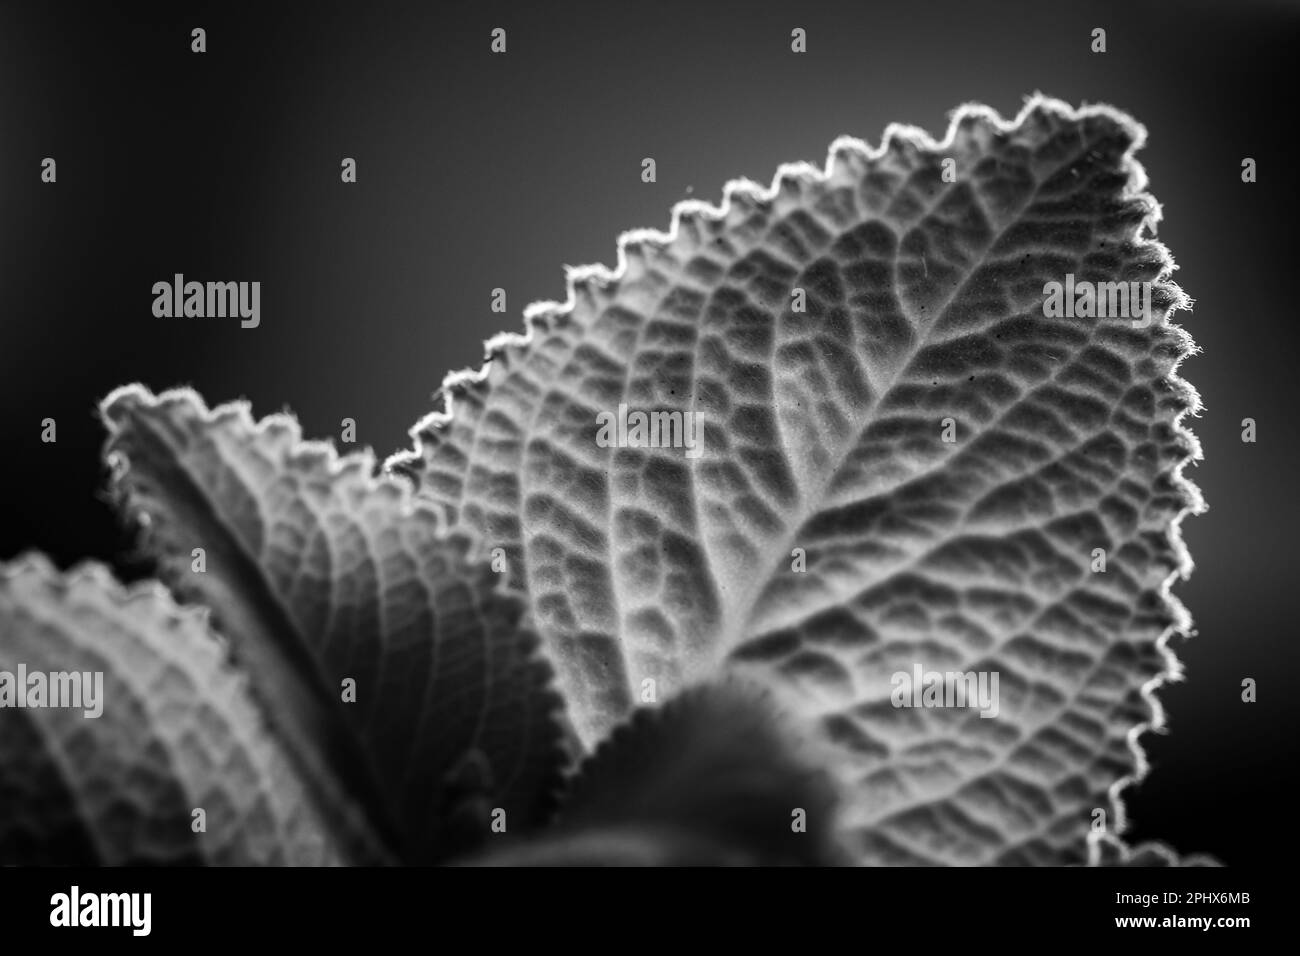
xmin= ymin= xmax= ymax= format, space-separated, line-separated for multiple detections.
xmin=710 ymin=128 xmax=1102 ymax=661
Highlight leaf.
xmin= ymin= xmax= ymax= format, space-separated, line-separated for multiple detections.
xmin=0 ymin=555 xmax=379 ymax=864
xmin=392 ymin=96 xmax=1202 ymax=865
xmin=100 ymin=386 xmax=566 ymax=862
xmin=463 ymin=682 xmax=842 ymax=865
xmin=1090 ymin=833 xmax=1220 ymax=867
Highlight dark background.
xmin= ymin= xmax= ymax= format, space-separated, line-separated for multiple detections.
xmin=1 ymin=0 xmax=1294 ymax=867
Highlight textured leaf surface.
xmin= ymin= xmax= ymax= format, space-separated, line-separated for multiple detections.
xmin=395 ymin=97 xmax=1201 ymax=865
xmin=101 ymin=386 xmax=565 ymax=862
xmin=0 ymin=556 xmax=373 ymax=864
xmin=465 ymin=682 xmax=841 ymax=865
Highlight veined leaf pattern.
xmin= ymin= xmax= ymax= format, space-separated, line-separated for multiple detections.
xmin=394 ymin=97 xmax=1202 ymax=865
xmin=100 ymin=387 xmax=565 ymax=861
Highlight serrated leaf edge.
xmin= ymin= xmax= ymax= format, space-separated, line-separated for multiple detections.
xmin=0 ymin=550 xmax=385 ymax=864
xmin=386 ymin=94 xmax=1207 ymax=863
xmin=98 ymin=383 xmax=572 ymax=850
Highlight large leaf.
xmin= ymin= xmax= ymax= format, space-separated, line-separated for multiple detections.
xmin=393 ymin=96 xmax=1202 ymax=865
xmin=464 ymin=682 xmax=842 ymax=865
xmin=0 ymin=555 xmax=378 ymax=864
xmin=100 ymin=386 xmax=565 ymax=862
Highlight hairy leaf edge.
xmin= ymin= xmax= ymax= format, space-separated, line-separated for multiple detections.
xmin=98 ymin=383 xmax=572 ymax=849
xmin=383 ymin=93 xmax=1206 ymax=862
xmin=0 ymin=551 xmax=382 ymax=864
